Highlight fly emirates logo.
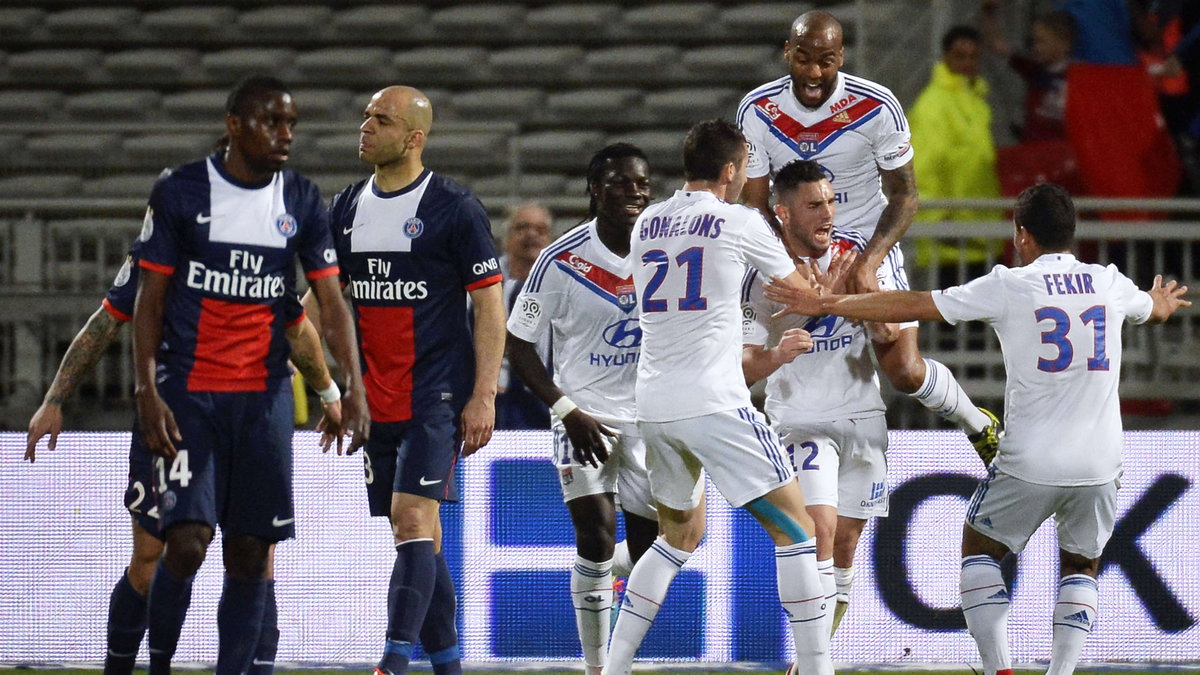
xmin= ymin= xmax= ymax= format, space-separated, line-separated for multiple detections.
xmin=186 ymin=250 xmax=286 ymax=299
xmin=351 ymin=257 xmax=429 ymax=301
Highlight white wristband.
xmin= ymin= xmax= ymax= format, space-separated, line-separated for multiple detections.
xmin=550 ymin=395 xmax=578 ymax=419
xmin=317 ymin=381 xmax=341 ymax=404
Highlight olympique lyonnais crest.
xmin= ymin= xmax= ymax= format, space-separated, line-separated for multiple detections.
xmin=616 ymin=283 xmax=636 ymax=309
xmin=403 ymin=217 xmax=424 ymax=238
xmin=275 ymin=213 xmax=298 ymax=238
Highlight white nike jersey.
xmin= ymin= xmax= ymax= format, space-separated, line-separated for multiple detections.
xmin=508 ymin=220 xmax=639 ymax=424
xmin=932 ymin=253 xmax=1154 ymax=486
xmin=737 ymin=72 xmax=912 ymax=239
xmin=633 ymin=189 xmax=796 ymax=422
xmin=742 ymin=229 xmax=885 ymax=424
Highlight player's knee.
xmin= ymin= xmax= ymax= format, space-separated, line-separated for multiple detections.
xmin=128 ymin=541 xmax=164 ymax=593
xmin=222 ymin=534 xmax=271 ymax=580
xmin=884 ymin=357 xmax=925 ymax=393
xmin=573 ymin=524 xmax=616 ymax=563
xmin=162 ymin=523 xmax=214 ymax=577
xmin=746 ymin=497 xmax=812 ymax=546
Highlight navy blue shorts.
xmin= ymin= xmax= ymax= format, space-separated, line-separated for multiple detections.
xmin=363 ymin=401 xmax=462 ymax=516
xmin=153 ymin=376 xmax=295 ymax=542
xmin=124 ymin=428 xmax=164 ymax=540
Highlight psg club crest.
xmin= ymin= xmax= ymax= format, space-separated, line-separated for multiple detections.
xmin=403 ymin=217 xmax=425 ymax=239
xmin=160 ymin=490 xmax=177 ymax=512
xmin=275 ymin=214 xmax=298 ymax=238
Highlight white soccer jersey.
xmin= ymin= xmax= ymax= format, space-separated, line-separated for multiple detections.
xmin=932 ymin=253 xmax=1154 ymax=486
xmin=742 ymin=229 xmax=885 ymax=424
xmin=736 ymin=72 xmax=913 ymax=238
xmin=508 ymin=220 xmax=640 ymax=423
xmin=633 ymin=189 xmax=796 ymax=423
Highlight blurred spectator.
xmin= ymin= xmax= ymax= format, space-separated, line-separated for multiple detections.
xmin=1057 ymin=0 xmax=1140 ymax=65
xmin=910 ymin=26 xmax=1002 ymax=268
xmin=984 ymin=8 xmax=1075 ymax=142
xmin=496 ymin=201 xmax=553 ymax=429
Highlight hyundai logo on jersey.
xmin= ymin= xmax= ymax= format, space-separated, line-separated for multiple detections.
xmin=602 ymin=318 xmax=642 ymax=349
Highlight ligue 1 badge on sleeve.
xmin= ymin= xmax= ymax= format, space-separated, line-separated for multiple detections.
xmin=403 ymin=217 xmax=425 ymax=239
xmin=139 ymin=207 xmax=154 ymax=242
xmin=113 ymin=257 xmax=133 ymax=287
xmin=276 ymin=213 xmax=298 ymax=238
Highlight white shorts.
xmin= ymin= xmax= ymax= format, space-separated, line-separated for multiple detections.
xmin=553 ymin=420 xmax=657 ymax=521
xmin=965 ymin=467 xmax=1118 ymax=559
xmin=875 ymin=244 xmax=918 ymax=332
xmin=639 ymin=407 xmax=793 ymax=511
xmin=777 ymin=415 xmax=889 ymax=519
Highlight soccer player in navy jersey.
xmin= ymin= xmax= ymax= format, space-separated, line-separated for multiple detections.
xmin=25 ymin=236 xmax=342 ymax=675
xmin=308 ymin=85 xmax=505 ymax=675
xmin=132 ymin=76 xmax=368 ymax=675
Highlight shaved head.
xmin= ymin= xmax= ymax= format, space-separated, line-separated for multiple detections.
xmin=790 ymin=10 xmax=843 ymax=46
xmin=372 ymin=85 xmax=433 ymax=134
xmin=785 ymin=11 xmax=846 ymax=108
xmin=359 ymin=85 xmax=433 ymax=182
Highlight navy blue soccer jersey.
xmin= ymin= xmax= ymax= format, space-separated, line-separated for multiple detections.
xmin=137 ymin=154 xmax=337 ymax=392
xmin=329 ymin=169 xmax=501 ymax=423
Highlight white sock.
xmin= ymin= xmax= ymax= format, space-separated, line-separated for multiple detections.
xmin=611 ymin=540 xmax=632 ymax=578
xmin=816 ymin=558 xmax=836 ymax=637
xmin=911 ymin=358 xmax=990 ymax=434
xmin=603 ymin=537 xmax=690 ymax=675
xmin=833 ymin=565 xmax=855 ymax=600
xmin=572 ymin=556 xmax=614 ymax=672
xmin=777 ymin=541 xmax=833 ymax=675
xmin=1046 ymin=574 xmax=1098 ymax=675
xmin=960 ymin=555 xmax=1011 ymax=674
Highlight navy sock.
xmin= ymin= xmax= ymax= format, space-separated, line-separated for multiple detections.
xmin=378 ymin=540 xmax=437 ymax=675
xmin=215 ymin=576 xmax=268 ymax=675
xmin=147 ymin=560 xmax=195 ymax=675
xmin=105 ymin=571 xmax=147 ymax=675
xmin=248 ymin=580 xmax=279 ymax=675
xmin=420 ymin=554 xmax=461 ymax=675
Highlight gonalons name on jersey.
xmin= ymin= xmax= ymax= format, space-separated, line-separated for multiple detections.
xmin=185 ymin=260 xmax=287 ymax=299
xmin=639 ymin=212 xmax=723 ymax=241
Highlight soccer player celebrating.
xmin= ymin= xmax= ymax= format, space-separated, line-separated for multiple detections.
xmin=741 ymin=159 xmax=896 ymax=637
xmin=25 ymin=234 xmax=344 ymax=675
xmin=314 ymin=85 xmax=506 ymax=675
xmin=506 ymin=143 xmax=659 ymax=675
xmin=765 ymin=183 xmax=1190 ymax=675
xmin=604 ymin=119 xmax=832 ymax=675
xmin=132 ymin=76 xmax=368 ymax=675
xmin=737 ymin=10 xmax=1002 ymax=460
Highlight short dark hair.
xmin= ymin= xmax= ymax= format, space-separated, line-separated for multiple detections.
xmin=941 ymin=25 xmax=982 ymax=52
xmin=1035 ymin=11 xmax=1076 ymax=46
xmin=773 ymin=159 xmax=827 ymax=197
xmin=683 ymin=119 xmax=746 ymax=182
xmin=1014 ymin=183 xmax=1075 ymax=249
xmin=226 ymin=75 xmax=291 ymax=118
xmin=585 ymin=142 xmax=649 ymax=218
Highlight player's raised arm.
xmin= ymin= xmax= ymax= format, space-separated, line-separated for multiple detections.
xmin=1147 ymin=274 xmax=1191 ymax=324
xmin=132 ymin=268 xmax=181 ymax=459
xmin=850 ymin=161 xmax=919 ymax=293
xmin=462 ymin=282 xmax=505 ymax=456
xmin=308 ymin=274 xmax=369 ymax=453
xmin=25 ymin=306 xmax=123 ymax=461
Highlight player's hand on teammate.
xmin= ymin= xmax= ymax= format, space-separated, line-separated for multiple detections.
xmin=770 ymin=328 xmax=814 ymax=367
xmin=764 ymin=275 xmax=824 ymax=318
xmin=845 ymin=253 xmax=883 ymax=295
xmin=24 ymin=402 xmax=64 ymax=462
xmin=820 ymin=248 xmax=858 ymax=295
xmin=459 ymin=394 xmax=495 ymax=457
xmin=562 ymin=410 xmax=616 ymax=469
xmin=135 ymin=388 xmax=182 ymax=459
xmin=1147 ymin=274 xmax=1191 ymax=323
xmin=316 ymin=398 xmax=345 ymax=455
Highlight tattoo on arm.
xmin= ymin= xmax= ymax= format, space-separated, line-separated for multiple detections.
xmin=867 ymin=162 xmax=919 ymax=259
xmin=46 ymin=309 xmax=122 ymax=405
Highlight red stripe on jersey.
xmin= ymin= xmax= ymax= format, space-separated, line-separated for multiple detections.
xmin=465 ymin=273 xmax=502 ymax=291
xmin=286 ymin=309 xmax=306 ymax=328
xmin=553 ymin=251 xmax=633 ymax=295
xmin=831 ymin=239 xmax=858 ymax=256
xmin=187 ymin=298 xmax=272 ymax=392
xmin=357 ymin=304 xmax=415 ymax=422
xmin=306 ymin=266 xmax=340 ymax=281
xmin=138 ymin=259 xmax=174 ymax=276
xmin=754 ymin=95 xmax=883 ymax=143
xmin=101 ymin=298 xmax=132 ymax=322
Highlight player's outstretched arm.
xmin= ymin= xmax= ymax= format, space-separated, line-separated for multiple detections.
xmin=284 ymin=316 xmax=345 ymax=454
xmin=849 ymin=161 xmax=919 ymax=293
xmin=25 ymin=306 xmax=123 ymax=461
xmin=1147 ymin=274 xmax=1191 ymax=324
xmin=462 ymin=282 xmax=505 ymax=457
xmin=509 ymin=332 xmax=615 ymax=468
xmin=308 ymin=276 xmax=369 ymax=454
xmin=133 ymin=269 xmax=181 ymax=459
xmin=765 ymin=277 xmax=944 ymax=325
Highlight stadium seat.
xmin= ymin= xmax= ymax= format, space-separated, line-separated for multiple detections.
xmin=6 ymin=49 xmax=104 ymax=84
xmin=517 ymin=130 xmax=606 ymax=171
xmin=66 ymin=91 xmax=162 ymax=122
xmin=47 ymin=218 xmax=140 ymax=291
xmin=522 ymin=5 xmax=620 ymax=41
xmin=161 ymin=89 xmax=229 ymax=122
xmin=82 ymin=173 xmax=163 ymax=199
xmin=202 ymin=48 xmax=297 ymax=84
xmin=237 ymin=6 xmax=333 ymax=40
xmin=122 ymin=133 xmax=215 ymax=169
xmin=619 ymin=4 xmax=720 ymax=41
xmin=391 ymin=47 xmax=491 ymax=86
xmin=719 ymin=3 xmax=798 ymax=41
xmin=450 ymin=88 xmax=546 ymax=123
xmin=104 ymin=49 xmax=203 ymax=85
xmin=0 ymin=8 xmax=45 ymax=40
xmin=142 ymin=6 xmax=239 ymax=39
xmin=430 ymin=4 xmax=526 ymax=42
xmin=643 ymin=87 xmax=742 ymax=125
xmin=543 ymin=88 xmax=646 ymax=126
xmin=43 ymin=7 xmax=141 ymax=42
xmin=294 ymin=47 xmax=392 ymax=86
xmin=606 ymin=130 xmax=684 ymax=174
xmin=0 ymin=134 xmax=27 ymax=166
xmin=681 ymin=45 xmax=779 ymax=83
xmin=307 ymin=132 xmax=367 ymax=172
xmin=292 ymin=88 xmax=354 ymax=123
xmin=469 ymin=172 xmax=569 ymax=201
xmin=0 ymin=174 xmax=84 ymax=198
xmin=424 ymin=130 xmax=514 ymax=171
xmin=581 ymin=46 xmax=685 ymax=85
xmin=26 ymin=133 xmax=122 ymax=168
xmin=332 ymin=5 xmax=432 ymax=43
xmin=0 ymin=90 xmax=66 ymax=121
xmin=490 ymin=46 xmax=586 ymax=84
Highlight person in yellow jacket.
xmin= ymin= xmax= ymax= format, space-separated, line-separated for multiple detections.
xmin=910 ymin=25 xmax=1003 ymax=269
